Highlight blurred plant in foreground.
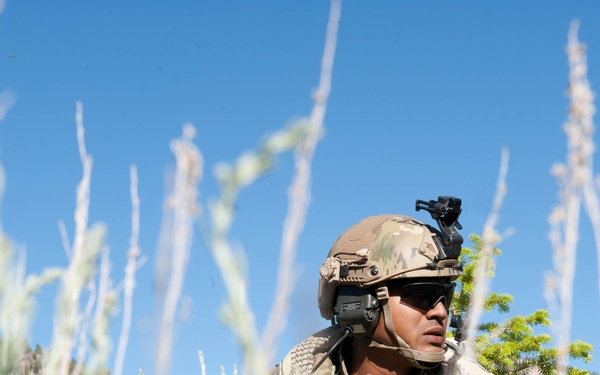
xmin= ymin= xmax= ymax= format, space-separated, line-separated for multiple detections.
xmin=546 ymin=20 xmax=600 ymax=375
xmin=261 ymin=0 xmax=341 ymax=366
xmin=155 ymin=123 xmax=203 ymax=375
xmin=0 ymin=221 xmax=62 ymax=374
xmin=458 ymin=20 xmax=599 ymax=375
xmin=43 ymin=102 xmax=112 ymax=375
xmin=0 ymin=102 xmax=142 ymax=375
xmin=463 ymin=147 xmax=509 ymax=357
xmin=207 ymin=119 xmax=321 ymax=375
xmin=203 ymin=1 xmax=340 ymax=374
xmin=113 ymin=165 xmax=144 ymax=375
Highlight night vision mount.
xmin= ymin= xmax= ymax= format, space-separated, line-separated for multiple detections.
xmin=415 ymin=196 xmax=464 ymax=260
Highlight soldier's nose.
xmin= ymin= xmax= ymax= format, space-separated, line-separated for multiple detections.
xmin=427 ymin=299 xmax=448 ymax=319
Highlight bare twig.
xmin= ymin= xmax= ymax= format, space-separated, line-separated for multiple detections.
xmin=45 ymin=101 xmax=105 ymax=375
xmin=156 ymin=124 xmax=203 ymax=375
xmin=545 ymin=20 xmax=597 ymax=375
xmin=464 ymin=148 xmax=509 ymax=358
xmin=0 ymin=157 xmax=62 ymax=373
xmin=72 ymin=247 xmax=117 ymax=375
xmin=72 ymin=280 xmax=97 ymax=375
xmin=114 ymin=165 xmax=142 ymax=375
xmin=208 ymin=116 xmax=321 ymax=375
xmin=261 ymin=0 xmax=341 ymax=364
xmin=88 ymin=245 xmax=116 ymax=372
xmin=205 ymin=4 xmax=339 ymax=373
xmin=0 ymin=239 xmax=62 ymax=374
xmin=198 ymin=351 xmax=206 ymax=375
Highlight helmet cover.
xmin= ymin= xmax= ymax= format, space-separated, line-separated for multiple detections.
xmin=318 ymin=214 xmax=462 ymax=320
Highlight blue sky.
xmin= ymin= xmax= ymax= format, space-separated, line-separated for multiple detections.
xmin=1 ymin=1 xmax=600 ymax=374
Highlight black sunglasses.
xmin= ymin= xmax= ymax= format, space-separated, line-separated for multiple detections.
xmin=392 ymin=282 xmax=456 ymax=311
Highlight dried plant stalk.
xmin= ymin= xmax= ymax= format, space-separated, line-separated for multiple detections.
xmin=0 ymin=100 xmax=60 ymax=373
xmin=156 ymin=124 xmax=203 ymax=375
xmin=45 ymin=101 xmax=106 ymax=375
xmin=114 ymin=165 xmax=142 ymax=375
xmin=208 ymin=118 xmax=321 ymax=375
xmin=87 ymin=245 xmax=116 ymax=373
xmin=545 ymin=20 xmax=598 ymax=375
xmin=72 ymin=280 xmax=97 ymax=375
xmin=206 ymin=3 xmax=341 ymax=372
xmin=0 ymin=233 xmax=62 ymax=374
xmin=261 ymin=0 xmax=341 ymax=364
xmin=464 ymin=148 xmax=509 ymax=358
xmin=198 ymin=351 xmax=206 ymax=375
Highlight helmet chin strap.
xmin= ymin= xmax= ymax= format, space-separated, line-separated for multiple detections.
xmin=367 ymin=286 xmax=446 ymax=370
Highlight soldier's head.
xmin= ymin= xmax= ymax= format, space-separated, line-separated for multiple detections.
xmin=317 ymin=201 xmax=464 ymax=369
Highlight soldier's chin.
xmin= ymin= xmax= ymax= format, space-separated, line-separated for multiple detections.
xmin=414 ymin=341 xmax=446 ymax=352
xmin=419 ymin=334 xmax=446 ymax=349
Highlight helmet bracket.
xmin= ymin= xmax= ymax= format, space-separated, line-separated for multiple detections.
xmin=415 ymin=196 xmax=464 ymax=260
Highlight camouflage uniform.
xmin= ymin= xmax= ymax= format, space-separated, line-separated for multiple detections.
xmin=270 ymin=326 xmax=492 ymax=375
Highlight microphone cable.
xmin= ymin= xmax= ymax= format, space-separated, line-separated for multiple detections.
xmin=311 ymin=327 xmax=352 ymax=374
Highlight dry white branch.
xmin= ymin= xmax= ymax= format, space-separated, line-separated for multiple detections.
xmin=205 ymin=4 xmax=340 ymax=373
xmin=88 ymin=245 xmax=116 ymax=372
xmin=261 ymin=0 xmax=341 ymax=364
xmin=72 ymin=280 xmax=97 ymax=375
xmin=464 ymin=147 xmax=509 ymax=358
xmin=114 ymin=165 xmax=142 ymax=375
xmin=0 ymin=234 xmax=62 ymax=373
xmin=208 ymin=118 xmax=321 ymax=375
xmin=45 ymin=101 xmax=105 ymax=375
xmin=0 ymin=160 xmax=62 ymax=373
xmin=545 ymin=20 xmax=598 ymax=375
xmin=209 ymin=121 xmax=316 ymax=374
xmin=198 ymin=351 xmax=206 ymax=375
xmin=156 ymin=124 xmax=203 ymax=375
xmin=73 ymin=246 xmax=113 ymax=375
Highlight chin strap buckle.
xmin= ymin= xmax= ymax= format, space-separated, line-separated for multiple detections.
xmin=376 ymin=285 xmax=389 ymax=302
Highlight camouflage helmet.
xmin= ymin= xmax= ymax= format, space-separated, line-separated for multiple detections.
xmin=318 ymin=214 xmax=463 ymax=320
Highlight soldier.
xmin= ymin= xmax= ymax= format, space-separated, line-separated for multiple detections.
xmin=271 ymin=198 xmax=492 ymax=375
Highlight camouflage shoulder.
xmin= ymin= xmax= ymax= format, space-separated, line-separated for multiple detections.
xmin=269 ymin=326 xmax=345 ymax=375
xmin=442 ymin=338 xmax=492 ymax=375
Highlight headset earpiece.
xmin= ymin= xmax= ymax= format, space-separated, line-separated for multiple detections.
xmin=334 ymin=286 xmax=380 ymax=335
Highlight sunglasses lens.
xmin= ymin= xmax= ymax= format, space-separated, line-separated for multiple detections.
xmin=398 ymin=283 xmax=455 ymax=311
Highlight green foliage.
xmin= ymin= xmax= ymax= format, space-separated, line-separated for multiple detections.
xmin=452 ymin=234 xmax=594 ymax=375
